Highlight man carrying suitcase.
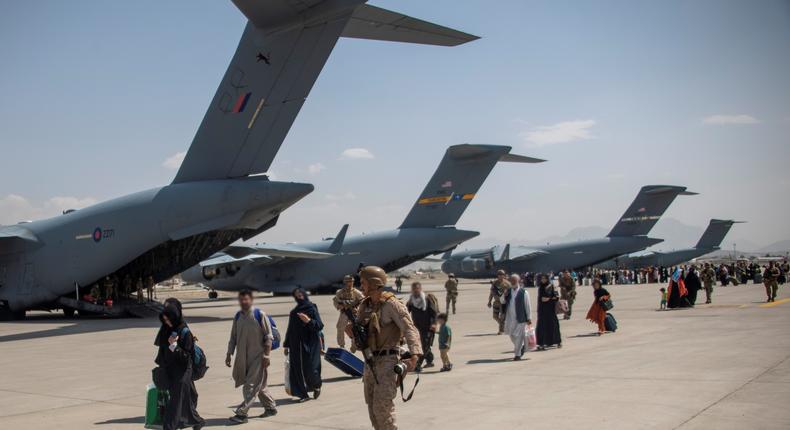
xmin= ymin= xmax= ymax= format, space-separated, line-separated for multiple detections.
xmin=226 ymin=290 xmax=277 ymax=424
xmin=333 ymin=275 xmax=364 ymax=349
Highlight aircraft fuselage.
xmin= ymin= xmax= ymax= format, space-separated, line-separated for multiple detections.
xmin=443 ymin=236 xmax=663 ymax=278
xmin=182 ymin=227 xmax=479 ymax=293
xmin=0 ymin=177 xmax=312 ymax=313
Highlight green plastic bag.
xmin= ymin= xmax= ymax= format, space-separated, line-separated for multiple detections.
xmin=145 ymin=383 xmax=169 ymax=429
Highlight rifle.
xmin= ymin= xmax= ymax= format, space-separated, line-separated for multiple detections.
xmin=343 ymin=308 xmax=378 ymax=384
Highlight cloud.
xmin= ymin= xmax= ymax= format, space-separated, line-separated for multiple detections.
xmin=701 ymin=114 xmax=760 ymax=125
xmin=0 ymin=194 xmax=97 ymax=224
xmin=340 ymin=148 xmax=375 ymax=160
xmin=162 ymin=151 xmax=186 ymax=169
xmin=307 ymin=163 xmax=326 ymax=175
xmin=325 ymin=192 xmax=357 ymax=201
xmin=520 ymin=119 xmax=596 ymax=147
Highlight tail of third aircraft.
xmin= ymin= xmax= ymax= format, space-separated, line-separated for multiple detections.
xmin=608 ymin=185 xmax=697 ymax=237
xmin=399 ymin=144 xmax=544 ymax=229
xmin=695 ymin=219 xmax=740 ymax=249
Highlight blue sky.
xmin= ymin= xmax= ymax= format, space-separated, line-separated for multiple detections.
xmin=1 ymin=0 xmax=789 ymax=249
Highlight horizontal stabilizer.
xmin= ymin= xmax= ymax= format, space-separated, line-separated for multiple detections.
xmin=342 ymin=4 xmax=479 ymax=46
xmin=608 ymin=185 xmax=695 ymax=237
xmin=695 ymin=219 xmax=742 ymax=249
xmin=400 ymin=144 xmax=545 ymax=229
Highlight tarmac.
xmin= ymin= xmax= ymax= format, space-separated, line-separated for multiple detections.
xmin=0 ymin=279 xmax=788 ymax=429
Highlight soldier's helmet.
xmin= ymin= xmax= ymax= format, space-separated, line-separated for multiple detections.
xmin=343 ymin=274 xmax=353 ymax=282
xmin=359 ymin=266 xmax=387 ymax=288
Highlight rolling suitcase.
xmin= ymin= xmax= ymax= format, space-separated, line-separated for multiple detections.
xmin=145 ymin=383 xmax=169 ymax=429
xmin=604 ymin=313 xmax=618 ymax=332
xmin=324 ymin=347 xmax=364 ymax=377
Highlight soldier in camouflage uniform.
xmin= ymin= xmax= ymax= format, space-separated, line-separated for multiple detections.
xmin=102 ymin=276 xmax=115 ymax=302
xmin=559 ymin=270 xmax=577 ymax=319
xmin=700 ymin=263 xmax=716 ymax=304
xmin=444 ymin=273 xmax=459 ymax=315
xmin=333 ymin=274 xmax=364 ymax=348
xmin=763 ymin=262 xmax=780 ymax=303
xmin=351 ymin=266 xmax=422 ymax=430
xmin=487 ymin=269 xmax=511 ymax=334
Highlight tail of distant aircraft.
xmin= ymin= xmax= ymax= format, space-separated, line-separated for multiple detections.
xmin=399 ymin=144 xmax=544 ymax=229
xmin=173 ymin=0 xmax=479 ymax=183
xmin=608 ymin=185 xmax=697 ymax=237
xmin=695 ymin=219 xmax=741 ymax=249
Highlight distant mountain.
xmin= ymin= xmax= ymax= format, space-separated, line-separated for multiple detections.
xmin=755 ymin=240 xmax=790 ymax=254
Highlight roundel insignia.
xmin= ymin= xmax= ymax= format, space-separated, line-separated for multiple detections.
xmin=92 ymin=227 xmax=103 ymax=243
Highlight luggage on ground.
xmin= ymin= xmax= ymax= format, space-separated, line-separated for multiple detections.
xmin=604 ymin=312 xmax=618 ymax=332
xmin=145 ymin=383 xmax=169 ymax=429
xmin=324 ymin=347 xmax=365 ymax=377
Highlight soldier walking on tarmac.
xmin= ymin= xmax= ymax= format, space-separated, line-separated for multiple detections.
xmin=350 ymin=266 xmax=422 ymax=430
xmin=487 ymin=270 xmax=511 ymax=334
xmin=763 ymin=262 xmax=780 ymax=303
xmin=701 ymin=263 xmax=716 ymax=304
xmin=444 ymin=273 xmax=459 ymax=315
xmin=333 ymin=275 xmax=364 ymax=349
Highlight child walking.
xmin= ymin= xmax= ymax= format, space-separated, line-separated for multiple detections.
xmin=659 ymin=287 xmax=667 ymax=310
xmin=437 ymin=313 xmax=453 ymax=372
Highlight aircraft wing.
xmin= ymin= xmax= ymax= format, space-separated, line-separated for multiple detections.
xmin=0 ymin=225 xmax=42 ymax=255
xmin=224 ymin=244 xmax=335 ymax=260
xmin=507 ymin=247 xmax=548 ymax=262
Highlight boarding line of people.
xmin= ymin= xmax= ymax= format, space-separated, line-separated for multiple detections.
xmin=153 ymin=266 xmax=424 ymax=430
xmin=486 ymin=269 xmax=614 ymax=360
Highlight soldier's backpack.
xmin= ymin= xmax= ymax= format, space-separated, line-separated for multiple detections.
xmin=235 ymin=308 xmax=281 ymax=350
xmin=179 ymin=327 xmax=208 ymax=380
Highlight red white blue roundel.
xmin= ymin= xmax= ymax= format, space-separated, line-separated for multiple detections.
xmin=92 ymin=227 xmax=103 ymax=243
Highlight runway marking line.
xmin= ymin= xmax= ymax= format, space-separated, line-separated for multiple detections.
xmin=759 ymin=298 xmax=790 ymax=308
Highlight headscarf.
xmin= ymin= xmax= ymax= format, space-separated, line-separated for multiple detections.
xmin=292 ymin=288 xmax=314 ymax=313
xmin=407 ymin=291 xmax=427 ymax=311
xmin=155 ymin=297 xmax=184 ymax=347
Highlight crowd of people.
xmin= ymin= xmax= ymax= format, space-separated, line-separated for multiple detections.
xmin=150 ymin=258 xmax=786 ymax=430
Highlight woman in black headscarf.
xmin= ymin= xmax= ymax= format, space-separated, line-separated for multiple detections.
xmin=535 ymin=274 xmax=562 ymax=350
xmin=284 ymin=288 xmax=324 ymax=401
xmin=684 ymin=266 xmax=701 ymax=306
xmin=154 ymin=298 xmax=204 ymax=430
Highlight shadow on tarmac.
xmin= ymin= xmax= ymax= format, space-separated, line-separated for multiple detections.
xmin=466 ymin=358 xmax=516 ymax=364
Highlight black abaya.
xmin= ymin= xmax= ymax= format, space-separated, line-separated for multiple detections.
xmin=284 ymin=290 xmax=324 ymax=399
xmin=536 ymin=284 xmax=562 ymax=347
xmin=155 ymin=301 xmax=204 ymax=430
xmin=685 ymin=270 xmax=702 ymax=306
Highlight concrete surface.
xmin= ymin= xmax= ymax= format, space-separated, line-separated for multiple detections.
xmin=0 ymin=280 xmax=788 ymax=429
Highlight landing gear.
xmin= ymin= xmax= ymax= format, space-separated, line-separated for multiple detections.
xmin=63 ymin=307 xmax=76 ymax=318
xmin=0 ymin=309 xmax=25 ymax=321
xmin=208 ymin=290 xmax=218 ymax=299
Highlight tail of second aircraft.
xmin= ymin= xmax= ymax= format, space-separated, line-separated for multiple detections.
xmin=695 ymin=219 xmax=741 ymax=249
xmin=399 ymin=144 xmax=544 ymax=229
xmin=608 ymin=185 xmax=697 ymax=237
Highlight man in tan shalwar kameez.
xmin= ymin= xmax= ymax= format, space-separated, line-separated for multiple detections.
xmin=226 ymin=290 xmax=277 ymax=424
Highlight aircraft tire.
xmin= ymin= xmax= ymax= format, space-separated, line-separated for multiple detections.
xmin=63 ymin=307 xmax=76 ymax=318
xmin=208 ymin=291 xmax=219 ymax=299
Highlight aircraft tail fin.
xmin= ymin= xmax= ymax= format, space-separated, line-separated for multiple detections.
xmin=173 ymin=1 xmax=477 ymax=183
xmin=327 ymin=224 xmax=349 ymax=253
xmin=498 ymin=244 xmax=510 ymax=262
xmin=694 ymin=219 xmax=741 ymax=249
xmin=399 ymin=144 xmax=544 ymax=229
xmin=608 ymin=185 xmax=697 ymax=237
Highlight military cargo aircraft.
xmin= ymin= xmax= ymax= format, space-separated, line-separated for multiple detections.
xmin=597 ymin=219 xmax=742 ymax=269
xmin=0 ymin=0 xmax=478 ymax=319
xmin=441 ymin=185 xmax=697 ymax=278
xmin=181 ymin=144 xmax=544 ymax=294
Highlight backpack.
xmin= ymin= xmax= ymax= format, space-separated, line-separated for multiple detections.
xmin=235 ymin=308 xmax=281 ymax=350
xmin=179 ymin=327 xmax=208 ymax=380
